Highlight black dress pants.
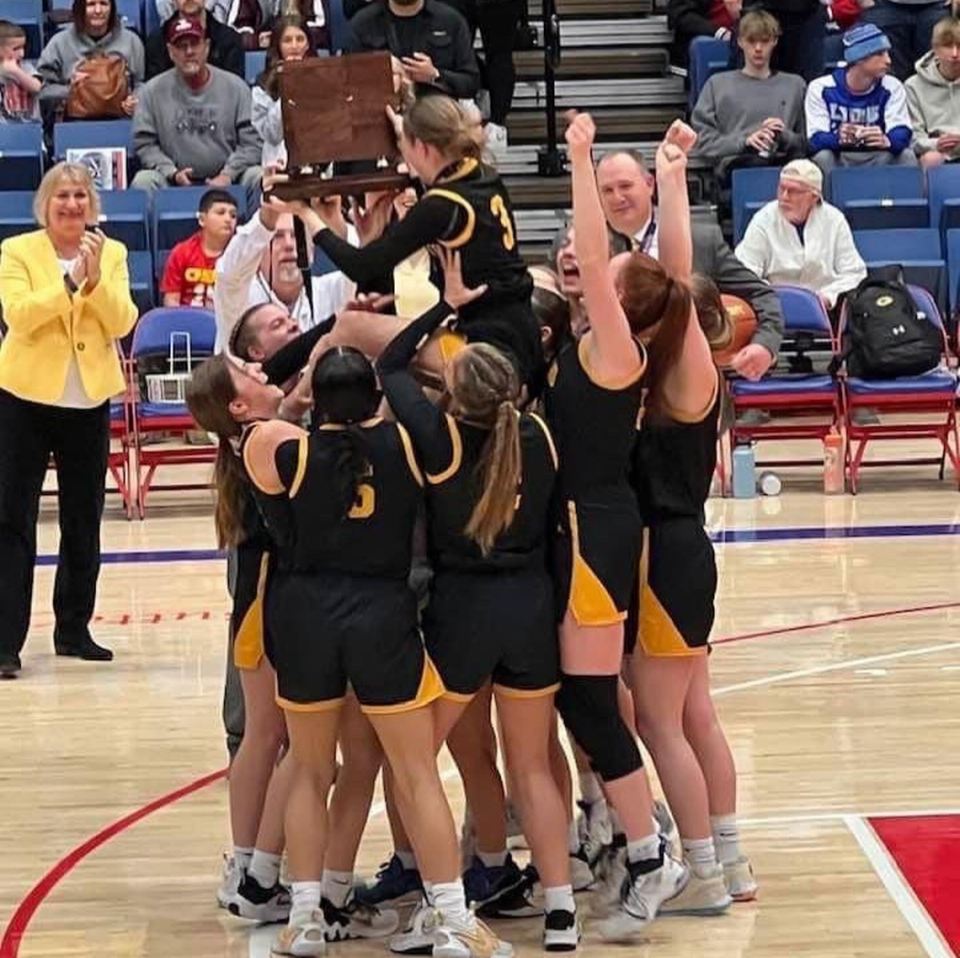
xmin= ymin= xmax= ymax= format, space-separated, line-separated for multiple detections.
xmin=0 ymin=388 xmax=109 ymax=656
xmin=477 ymin=0 xmax=526 ymax=125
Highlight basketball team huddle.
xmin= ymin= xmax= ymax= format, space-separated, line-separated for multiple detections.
xmin=185 ymin=95 xmax=756 ymax=958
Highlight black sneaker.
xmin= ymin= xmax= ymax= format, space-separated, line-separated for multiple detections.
xmin=54 ymin=633 xmax=113 ymax=661
xmin=477 ymin=878 xmax=542 ymax=919
xmin=0 ymin=652 xmax=21 ymax=678
xmin=228 ymin=873 xmax=290 ymax=922
xmin=543 ymin=909 xmax=580 ymax=952
xmin=320 ymin=894 xmax=399 ymax=940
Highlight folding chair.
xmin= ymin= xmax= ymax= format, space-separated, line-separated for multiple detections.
xmin=828 ymin=166 xmax=927 ymax=231
xmin=0 ymin=125 xmax=44 ymax=192
xmin=840 ymin=285 xmax=960 ymax=493
xmin=108 ymin=350 xmax=136 ymax=518
xmin=129 ymin=308 xmax=217 ymax=517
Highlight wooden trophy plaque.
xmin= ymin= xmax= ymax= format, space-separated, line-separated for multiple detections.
xmin=274 ymin=51 xmax=411 ymax=200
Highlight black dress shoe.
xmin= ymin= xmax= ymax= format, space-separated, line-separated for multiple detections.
xmin=54 ymin=637 xmax=113 ymax=661
xmin=0 ymin=653 xmax=21 ymax=678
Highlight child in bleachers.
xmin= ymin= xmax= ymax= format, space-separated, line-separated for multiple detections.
xmin=160 ymin=188 xmax=238 ymax=309
xmin=0 ymin=21 xmax=40 ymax=123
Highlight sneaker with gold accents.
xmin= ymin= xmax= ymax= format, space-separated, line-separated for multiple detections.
xmin=433 ymin=916 xmax=514 ymax=958
xmin=272 ymin=913 xmax=327 ymax=957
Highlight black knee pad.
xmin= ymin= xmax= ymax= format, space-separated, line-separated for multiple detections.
xmin=556 ymin=673 xmax=642 ymax=783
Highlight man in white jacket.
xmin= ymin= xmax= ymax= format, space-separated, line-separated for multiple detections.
xmin=735 ymin=159 xmax=866 ymax=317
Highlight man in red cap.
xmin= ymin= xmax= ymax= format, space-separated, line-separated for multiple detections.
xmin=145 ymin=0 xmax=244 ymax=81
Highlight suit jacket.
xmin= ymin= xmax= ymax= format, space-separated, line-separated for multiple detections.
xmin=0 ymin=230 xmax=137 ymax=405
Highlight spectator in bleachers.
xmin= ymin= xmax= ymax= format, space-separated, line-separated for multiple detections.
xmin=37 ymin=0 xmax=144 ymax=119
xmin=667 ymin=0 xmax=740 ymax=67
xmin=0 ymin=162 xmax=137 ymax=678
xmin=132 ymin=16 xmax=263 ymax=204
xmin=595 ymin=148 xmax=784 ymax=379
xmin=275 ymin=0 xmax=333 ymax=54
xmin=905 ymin=16 xmax=960 ymax=169
xmin=160 ymin=188 xmax=238 ymax=308
xmin=251 ymin=15 xmax=316 ymax=168
xmin=158 ymin=0 xmax=275 ymax=44
xmin=692 ymin=12 xmax=806 ymax=181
xmin=345 ymin=0 xmax=478 ymax=31
xmin=347 ymin=0 xmax=480 ymax=101
xmin=825 ymin=0 xmax=862 ymax=31
xmin=863 ymin=0 xmax=948 ymax=81
xmin=474 ymin=0 xmax=528 ymax=155
xmin=734 ymin=159 xmax=866 ymax=314
xmin=743 ymin=0 xmax=825 ymax=82
xmin=0 ymin=21 xmax=41 ymax=123
xmin=146 ymin=0 xmax=245 ymax=80
xmin=805 ymin=23 xmax=916 ymax=174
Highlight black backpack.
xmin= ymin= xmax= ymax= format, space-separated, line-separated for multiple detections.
xmin=833 ymin=277 xmax=942 ymax=379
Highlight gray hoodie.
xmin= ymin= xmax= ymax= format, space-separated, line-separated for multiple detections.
xmin=37 ymin=25 xmax=145 ymax=102
xmin=905 ymin=50 xmax=960 ymax=156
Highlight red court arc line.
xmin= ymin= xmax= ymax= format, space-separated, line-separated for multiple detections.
xmin=6 ymin=599 xmax=960 ymax=957
xmin=0 ymin=768 xmax=227 ymax=958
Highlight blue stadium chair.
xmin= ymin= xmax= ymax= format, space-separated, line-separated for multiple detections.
xmin=245 ymin=50 xmax=267 ymax=84
xmin=687 ymin=36 xmax=732 ymax=110
xmin=947 ymin=228 xmax=960 ymax=316
xmin=127 ymin=249 xmax=156 ymax=316
xmin=98 ymin=189 xmax=150 ymax=250
xmin=145 ymin=0 xmax=163 ymax=36
xmin=731 ymin=166 xmax=781 ymax=245
xmin=155 ymin=249 xmax=171 ymax=284
xmin=828 ymin=166 xmax=927 ymax=231
xmin=53 ymin=119 xmax=135 ymax=160
xmin=7 ymin=0 xmax=43 ymax=59
xmin=328 ymin=0 xmax=351 ymax=53
xmin=0 ymin=124 xmax=44 ymax=192
xmin=839 ymin=285 xmax=959 ymax=492
xmin=117 ymin=0 xmax=143 ymax=35
xmin=0 ymin=191 xmax=38 ymax=242
xmin=852 ymin=228 xmax=945 ymax=309
xmin=926 ymin=163 xmax=960 ymax=234
xmin=152 ymin=185 xmax=247 ymax=252
xmin=823 ymin=32 xmax=845 ymax=69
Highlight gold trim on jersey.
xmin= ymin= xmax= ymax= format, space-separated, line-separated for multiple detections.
xmin=494 ymin=682 xmax=561 ymax=699
xmin=316 ymin=416 xmax=385 ymax=431
xmin=567 ymin=501 xmax=625 ymax=626
xmin=526 ymin=411 xmax=558 ymax=470
xmin=288 ymin=435 xmax=309 ymax=498
xmin=426 ymin=414 xmax=463 ymax=485
xmin=276 ymin=693 xmax=346 ymax=713
xmin=661 ymin=368 xmax=721 ymax=425
xmin=577 ymin=335 xmax=647 ymax=391
xmin=361 ymin=653 xmax=446 ymax=714
xmin=233 ymin=552 xmax=270 ymax=671
xmin=396 ymin=422 xmax=425 ymax=487
xmin=427 ymin=188 xmax=477 ymax=249
xmin=441 ymin=689 xmax=476 ymax=703
xmin=241 ymin=423 xmax=285 ymax=495
xmin=438 ymin=157 xmax=479 ymax=184
xmin=438 ymin=329 xmax=467 ymax=362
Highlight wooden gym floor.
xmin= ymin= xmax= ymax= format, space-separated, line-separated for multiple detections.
xmin=2 ymin=457 xmax=960 ymax=958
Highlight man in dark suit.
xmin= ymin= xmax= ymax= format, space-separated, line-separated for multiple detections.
xmin=595 ymin=148 xmax=783 ymax=380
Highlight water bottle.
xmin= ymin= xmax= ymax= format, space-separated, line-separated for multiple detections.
xmin=823 ymin=429 xmax=845 ymax=495
xmin=732 ymin=444 xmax=756 ymax=499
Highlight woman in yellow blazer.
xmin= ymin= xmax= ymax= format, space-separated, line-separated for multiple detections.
xmin=0 ymin=162 xmax=137 ymax=678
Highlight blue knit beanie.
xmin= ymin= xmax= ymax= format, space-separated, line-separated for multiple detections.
xmin=842 ymin=23 xmax=891 ymax=65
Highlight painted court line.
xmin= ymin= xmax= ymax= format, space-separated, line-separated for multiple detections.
xmin=844 ymin=815 xmax=954 ymax=958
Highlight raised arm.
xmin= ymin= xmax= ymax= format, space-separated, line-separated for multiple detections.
xmin=655 ymin=120 xmax=696 ymax=283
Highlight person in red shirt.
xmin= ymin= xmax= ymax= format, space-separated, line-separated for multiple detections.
xmin=160 ymin=188 xmax=238 ymax=309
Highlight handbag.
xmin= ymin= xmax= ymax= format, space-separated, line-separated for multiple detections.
xmin=65 ymin=53 xmax=129 ymax=120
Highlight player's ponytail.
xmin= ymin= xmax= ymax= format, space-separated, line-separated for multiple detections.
xmin=451 ymin=344 xmax=522 ymax=555
xmin=402 ymin=93 xmax=483 ymax=164
xmin=185 ymin=354 xmax=248 ymax=549
xmin=331 ymin=428 xmax=370 ymax=520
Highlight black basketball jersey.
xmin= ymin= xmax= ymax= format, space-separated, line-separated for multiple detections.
xmin=424 ymin=411 xmax=558 ymax=571
xmin=249 ymin=418 xmax=423 ymax=578
xmin=632 ymin=372 xmax=721 ymax=522
xmin=543 ymin=337 xmax=645 ymax=502
xmin=426 ymin=158 xmax=533 ymax=320
xmin=238 ymin=422 xmax=293 ymax=550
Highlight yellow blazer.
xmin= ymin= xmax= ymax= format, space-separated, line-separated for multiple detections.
xmin=0 ymin=229 xmax=138 ymax=405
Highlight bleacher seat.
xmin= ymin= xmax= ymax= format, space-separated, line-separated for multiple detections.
xmin=852 ymin=228 xmax=945 ymax=308
xmin=98 ymin=190 xmax=150 ymax=250
xmin=152 ymin=186 xmax=247 ymax=252
xmin=117 ymin=0 xmax=143 ymax=35
xmin=731 ymin=166 xmax=780 ymax=245
xmin=925 ymin=164 xmax=960 ymax=235
xmin=7 ymin=0 xmax=43 ymax=59
xmin=828 ymin=166 xmax=927 ymax=231
xmin=0 ymin=191 xmax=38 ymax=243
xmin=687 ymin=36 xmax=731 ymax=110
xmin=823 ymin=32 xmax=845 ymax=69
xmin=0 ymin=124 xmax=44 ymax=192
xmin=53 ymin=119 xmax=136 ymax=161
xmin=328 ymin=0 xmax=351 ymax=54
xmin=145 ymin=0 xmax=162 ymax=37
xmin=127 ymin=250 xmax=156 ymax=316
xmin=245 ymin=50 xmax=266 ymax=84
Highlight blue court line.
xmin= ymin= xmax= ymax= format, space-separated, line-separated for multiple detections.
xmin=30 ymin=522 xmax=960 ymax=566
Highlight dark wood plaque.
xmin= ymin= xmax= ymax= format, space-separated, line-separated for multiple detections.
xmin=275 ymin=52 xmax=411 ymax=199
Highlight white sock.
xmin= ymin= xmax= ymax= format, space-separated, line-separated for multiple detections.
xmin=321 ymin=869 xmax=354 ymax=908
xmin=681 ymin=837 xmax=718 ymax=877
xmin=248 ymin=850 xmax=282 ymax=889
xmin=234 ymin=846 xmax=254 ymax=871
xmin=477 ymin=849 xmax=508 ymax=869
xmin=425 ymin=880 xmax=474 ymax=930
xmin=626 ymin=832 xmax=661 ymax=866
xmin=290 ymin=880 xmax=322 ymax=926
xmin=396 ymin=849 xmax=418 ymax=871
xmin=544 ymin=885 xmax=576 ymax=915
xmin=578 ymin=772 xmax=603 ymax=805
xmin=711 ymin=814 xmax=742 ymax=865
xmin=567 ymin=818 xmax=581 ymax=854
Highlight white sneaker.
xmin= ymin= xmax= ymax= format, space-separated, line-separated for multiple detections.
xmin=321 ymin=893 xmax=399 ymax=940
xmin=389 ymin=899 xmax=441 ymax=955
xmin=543 ymin=909 xmax=581 ymax=952
xmin=722 ymin=856 xmax=758 ymax=902
xmin=433 ymin=916 xmax=514 ymax=958
xmin=272 ymin=913 xmax=327 ymax=957
xmin=569 ymin=848 xmax=595 ymax=892
xmin=576 ymin=800 xmax=613 ymax=865
xmin=485 ymin=122 xmax=509 ymax=160
xmin=653 ymin=800 xmax=677 ymax=854
xmin=217 ymin=855 xmax=242 ymax=909
xmin=595 ymin=855 xmax=689 ymax=941
xmin=658 ymin=864 xmax=731 ymax=916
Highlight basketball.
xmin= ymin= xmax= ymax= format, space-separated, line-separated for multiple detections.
xmin=712 ymin=294 xmax=758 ymax=369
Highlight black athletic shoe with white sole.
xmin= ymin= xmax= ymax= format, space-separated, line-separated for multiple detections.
xmin=543 ymin=909 xmax=580 ymax=952
xmin=228 ymin=873 xmax=290 ymax=922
